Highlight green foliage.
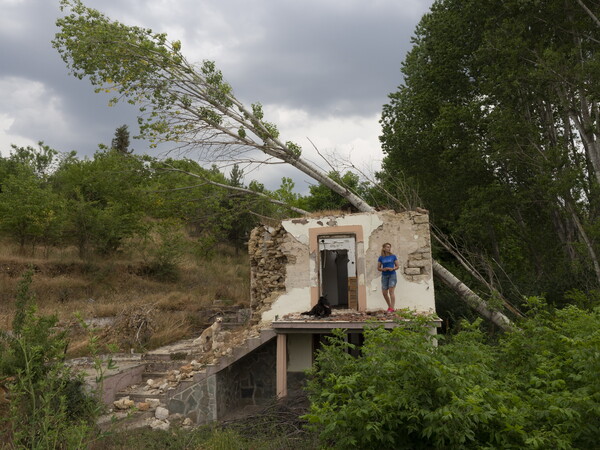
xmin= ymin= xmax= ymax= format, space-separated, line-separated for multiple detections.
xmin=305 ymin=171 xmax=370 ymax=212
xmin=272 ymin=177 xmax=309 ymax=216
xmin=0 ymin=145 xmax=66 ymax=250
xmin=140 ymin=219 xmax=187 ymax=282
xmin=99 ymin=424 xmax=318 ymax=449
xmin=53 ymin=0 xmax=291 ymax=160
xmin=305 ymin=306 xmax=600 ymax=449
xmin=52 ymin=150 xmax=148 ymax=256
xmin=5 ymin=142 xmax=60 ymax=179
xmin=0 ymin=142 xmax=290 ymax=261
xmin=111 ymin=124 xmax=131 ymax=154
xmin=285 ymin=141 xmax=302 ymax=158
xmin=379 ymin=0 xmax=600 ymax=306
xmin=145 ymin=159 xmax=256 ymax=252
xmin=0 ymin=169 xmax=65 ymax=250
xmin=0 ymin=270 xmax=99 ymax=448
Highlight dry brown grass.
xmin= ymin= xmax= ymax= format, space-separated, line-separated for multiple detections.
xmin=0 ymin=238 xmax=250 ymax=356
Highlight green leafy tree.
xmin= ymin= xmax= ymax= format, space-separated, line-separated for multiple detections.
xmin=380 ymin=0 xmax=600 ymax=305
xmin=0 ymin=167 xmax=65 ymax=251
xmin=305 ymin=171 xmax=371 ymax=212
xmin=144 ymin=158 xmax=235 ymax=252
xmin=0 ymin=144 xmax=66 ymax=252
xmin=111 ymin=124 xmax=131 ymax=154
xmin=5 ymin=142 xmax=60 ymax=179
xmin=52 ymin=150 xmax=148 ymax=256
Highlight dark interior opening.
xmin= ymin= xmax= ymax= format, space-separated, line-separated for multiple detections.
xmin=320 ymin=249 xmax=349 ymax=308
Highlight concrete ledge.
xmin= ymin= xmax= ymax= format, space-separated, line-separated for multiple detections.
xmin=84 ymin=362 xmax=146 ymax=404
xmin=271 ymin=319 xmax=442 ymax=333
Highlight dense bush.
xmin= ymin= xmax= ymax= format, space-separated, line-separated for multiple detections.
xmin=304 ymin=305 xmax=600 ymax=449
xmin=0 ymin=270 xmax=100 ymax=448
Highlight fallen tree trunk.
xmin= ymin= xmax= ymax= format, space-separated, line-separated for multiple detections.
xmin=432 ymin=261 xmax=512 ymax=330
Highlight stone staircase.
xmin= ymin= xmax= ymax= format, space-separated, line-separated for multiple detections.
xmin=93 ymin=316 xmax=276 ymax=431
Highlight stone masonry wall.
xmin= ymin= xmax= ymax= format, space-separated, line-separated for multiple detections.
xmin=167 ymin=374 xmax=217 ymax=425
xmin=248 ymin=225 xmax=288 ymax=321
xmin=403 ymin=210 xmax=432 ymax=282
xmin=215 ymin=339 xmax=277 ymax=418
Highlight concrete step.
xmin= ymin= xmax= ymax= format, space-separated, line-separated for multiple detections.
xmin=114 ymin=390 xmax=166 ymax=404
xmin=114 ymin=382 xmax=167 ymax=402
xmin=221 ymin=321 xmax=246 ymax=329
xmin=114 ymin=376 xmax=198 ymax=402
xmin=142 ymin=359 xmax=194 ymax=373
xmin=97 ymin=409 xmax=156 ymax=432
xmin=141 ymin=371 xmax=170 ymax=382
xmin=100 ymin=325 xmax=277 ymax=431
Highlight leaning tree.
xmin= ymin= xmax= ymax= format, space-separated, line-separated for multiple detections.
xmin=53 ymin=0 xmax=512 ymax=329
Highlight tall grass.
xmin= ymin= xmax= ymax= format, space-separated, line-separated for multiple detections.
xmin=0 ymin=237 xmax=250 ymax=356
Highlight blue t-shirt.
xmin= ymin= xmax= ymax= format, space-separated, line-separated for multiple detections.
xmin=378 ymin=254 xmax=398 ymax=275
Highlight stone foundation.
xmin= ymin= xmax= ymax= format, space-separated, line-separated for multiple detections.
xmin=167 ymin=375 xmax=217 ymax=424
xmin=216 ymin=339 xmax=277 ymax=416
xmin=167 ymin=339 xmax=277 ymax=425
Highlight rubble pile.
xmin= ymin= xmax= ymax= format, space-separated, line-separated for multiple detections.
xmin=280 ymin=308 xmax=434 ymax=322
xmin=102 ymin=323 xmax=266 ymax=431
xmin=109 ymin=395 xmax=194 ymax=431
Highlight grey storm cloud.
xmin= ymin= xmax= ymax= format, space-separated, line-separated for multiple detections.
xmin=0 ymin=0 xmax=432 ymax=188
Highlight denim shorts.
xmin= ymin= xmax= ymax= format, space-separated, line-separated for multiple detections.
xmin=381 ymin=272 xmax=397 ymax=290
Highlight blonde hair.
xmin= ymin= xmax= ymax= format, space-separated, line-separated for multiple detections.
xmin=381 ymin=242 xmax=392 ymax=257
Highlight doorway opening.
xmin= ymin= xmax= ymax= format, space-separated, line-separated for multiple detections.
xmin=318 ymin=235 xmax=357 ymax=309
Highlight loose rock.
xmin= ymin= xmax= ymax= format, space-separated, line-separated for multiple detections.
xmin=113 ymin=397 xmax=135 ymax=410
xmin=155 ymin=406 xmax=169 ymax=420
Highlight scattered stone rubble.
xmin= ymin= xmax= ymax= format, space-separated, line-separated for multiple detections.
xmin=100 ymin=323 xmax=266 ymax=431
xmin=280 ymin=308 xmax=436 ymax=322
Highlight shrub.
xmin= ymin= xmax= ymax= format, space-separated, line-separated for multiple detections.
xmin=0 ymin=269 xmax=100 ymax=448
xmin=304 ymin=306 xmax=600 ymax=449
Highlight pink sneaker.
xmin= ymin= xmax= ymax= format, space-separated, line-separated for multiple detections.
xmin=387 ymin=308 xmax=394 ymax=313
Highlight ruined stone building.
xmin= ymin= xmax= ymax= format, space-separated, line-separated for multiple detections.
xmin=100 ymin=210 xmax=438 ymax=426
xmin=247 ymin=209 xmax=437 ymax=398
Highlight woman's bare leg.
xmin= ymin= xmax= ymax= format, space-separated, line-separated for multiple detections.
xmin=382 ymin=289 xmax=392 ymax=309
xmin=388 ymin=287 xmax=396 ymax=310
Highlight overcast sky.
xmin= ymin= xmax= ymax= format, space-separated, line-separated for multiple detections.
xmin=0 ymin=0 xmax=433 ymax=192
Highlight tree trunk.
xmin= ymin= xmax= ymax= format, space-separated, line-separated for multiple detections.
xmin=297 ymin=165 xmax=515 ymax=330
xmin=432 ymin=261 xmax=512 ymax=330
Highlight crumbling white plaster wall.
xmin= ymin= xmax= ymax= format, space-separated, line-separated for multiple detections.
xmin=366 ymin=210 xmax=435 ymax=312
xmin=249 ymin=210 xmax=435 ymax=325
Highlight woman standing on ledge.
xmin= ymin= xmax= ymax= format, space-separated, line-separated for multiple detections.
xmin=378 ymin=243 xmax=399 ymax=312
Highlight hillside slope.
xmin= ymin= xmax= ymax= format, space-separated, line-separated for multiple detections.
xmin=0 ymin=241 xmax=250 ymax=356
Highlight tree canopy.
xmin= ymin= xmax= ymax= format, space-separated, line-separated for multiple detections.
xmin=380 ymin=0 xmax=600 ymax=305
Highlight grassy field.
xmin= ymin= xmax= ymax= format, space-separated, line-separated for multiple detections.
xmin=0 ymin=236 xmax=251 ymax=356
